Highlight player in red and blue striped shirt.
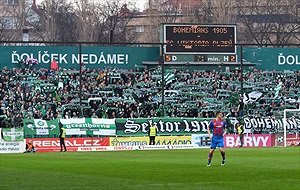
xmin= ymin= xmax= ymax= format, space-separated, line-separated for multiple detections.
xmin=207 ymin=111 xmax=227 ymax=166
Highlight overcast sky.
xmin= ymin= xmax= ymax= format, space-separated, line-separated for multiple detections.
xmin=35 ymin=0 xmax=149 ymax=11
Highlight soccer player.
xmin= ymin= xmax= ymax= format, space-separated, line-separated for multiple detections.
xmin=207 ymin=111 xmax=227 ymax=166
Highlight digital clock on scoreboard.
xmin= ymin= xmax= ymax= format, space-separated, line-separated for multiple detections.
xmin=164 ymin=54 xmax=237 ymax=63
xmin=163 ymin=24 xmax=236 ymax=54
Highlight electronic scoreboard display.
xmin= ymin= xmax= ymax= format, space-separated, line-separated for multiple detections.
xmin=163 ymin=24 xmax=236 ymax=54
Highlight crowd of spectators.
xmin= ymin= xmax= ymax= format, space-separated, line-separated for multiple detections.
xmin=0 ymin=64 xmax=299 ymax=128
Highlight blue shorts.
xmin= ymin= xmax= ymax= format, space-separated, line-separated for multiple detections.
xmin=210 ymin=136 xmax=224 ymax=149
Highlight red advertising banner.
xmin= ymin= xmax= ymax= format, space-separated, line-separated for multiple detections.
xmin=25 ymin=137 xmax=110 ymax=152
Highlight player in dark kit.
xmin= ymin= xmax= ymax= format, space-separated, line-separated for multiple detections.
xmin=207 ymin=111 xmax=227 ymax=166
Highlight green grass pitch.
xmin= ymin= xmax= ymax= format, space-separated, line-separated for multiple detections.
xmin=1 ymin=147 xmax=299 ymax=190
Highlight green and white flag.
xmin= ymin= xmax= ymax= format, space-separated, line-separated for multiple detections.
xmin=243 ymin=91 xmax=263 ymax=105
xmin=157 ymin=72 xmax=176 ymax=85
xmin=164 ymin=73 xmax=175 ymax=85
xmin=23 ymin=119 xmax=59 ymax=136
xmin=2 ymin=128 xmax=24 ymax=141
xmin=23 ymin=118 xmax=116 ymax=136
xmin=60 ymin=118 xmax=116 ymax=136
xmin=34 ymin=119 xmax=49 ymax=135
xmin=274 ymin=82 xmax=283 ymax=99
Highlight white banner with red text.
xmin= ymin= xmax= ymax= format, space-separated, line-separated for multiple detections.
xmin=77 ymin=144 xmax=197 ymax=152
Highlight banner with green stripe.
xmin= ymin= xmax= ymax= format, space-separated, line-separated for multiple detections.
xmin=2 ymin=128 xmax=24 ymax=141
xmin=60 ymin=118 xmax=116 ymax=136
xmin=23 ymin=119 xmax=59 ymax=136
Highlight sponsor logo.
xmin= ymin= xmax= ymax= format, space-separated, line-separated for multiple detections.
xmin=113 ymin=146 xmax=134 ymax=150
xmin=95 ymin=147 xmax=107 ymax=151
xmin=193 ymin=135 xmax=211 ymax=147
xmin=138 ymin=146 xmax=146 ymax=150
xmin=78 ymin=147 xmax=108 ymax=151
xmin=225 ymin=135 xmax=270 ymax=147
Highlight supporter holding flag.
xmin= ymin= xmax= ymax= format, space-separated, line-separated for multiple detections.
xmin=25 ymin=58 xmax=38 ymax=70
xmin=25 ymin=58 xmax=38 ymax=65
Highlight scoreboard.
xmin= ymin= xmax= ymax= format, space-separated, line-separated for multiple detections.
xmin=194 ymin=54 xmax=236 ymax=62
xmin=165 ymin=54 xmax=237 ymax=63
xmin=162 ymin=23 xmax=237 ymax=55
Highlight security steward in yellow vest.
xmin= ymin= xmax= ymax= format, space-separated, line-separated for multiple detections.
xmin=236 ymin=121 xmax=244 ymax=148
xmin=149 ymin=121 xmax=157 ymax=145
xmin=59 ymin=122 xmax=67 ymax=152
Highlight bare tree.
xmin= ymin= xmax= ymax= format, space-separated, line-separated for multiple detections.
xmin=95 ymin=0 xmax=137 ymax=43
xmin=201 ymin=0 xmax=236 ymax=24
xmin=235 ymin=0 xmax=300 ymax=45
xmin=36 ymin=0 xmax=137 ymax=43
xmin=139 ymin=0 xmax=300 ymax=45
xmin=37 ymin=0 xmax=78 ymax=42
xmin=135 ymin=0 xmax=203 ymax=43
xmin=0 ymin=0 xmax=138 ymax=43
xmin=0 ymin=0 xmax=35 ymax=41
xmin=73 ymin=0 xmax=102 ymax=42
